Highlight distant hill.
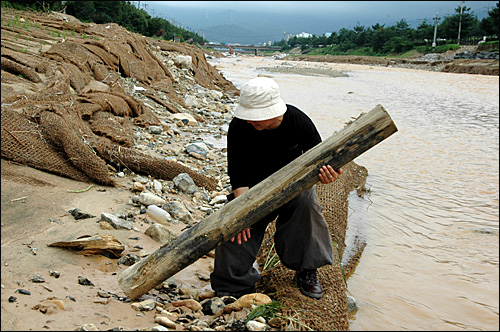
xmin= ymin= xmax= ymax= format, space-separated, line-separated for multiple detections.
xmin=199 ymin=24 xmax=264 ymax=45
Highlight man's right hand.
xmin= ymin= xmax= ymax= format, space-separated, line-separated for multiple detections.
xmin=231 ymin=227 xmax=251 ymax=245
xmin=230 ymin=187 xmax=251 ymax=245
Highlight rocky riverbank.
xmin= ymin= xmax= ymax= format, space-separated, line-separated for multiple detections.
xmin=283 ymin=46 xmax=499 ymax=75
xmin=1 ymin=8 xmax=362 ymax=331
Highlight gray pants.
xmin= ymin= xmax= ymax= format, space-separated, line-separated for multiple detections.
xmin=210 ymin=186 xmax=334 ymax=293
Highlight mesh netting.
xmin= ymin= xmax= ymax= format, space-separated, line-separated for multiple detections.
xmin=256 ymin=161 xmax=368 ymax=331
xmin=2 ymin=8 xmax=369 ymax=329
xmin=1 ymin=109 xmax=91 ymax=183
xmin=1 ymin=7 xmax=234 ymax=191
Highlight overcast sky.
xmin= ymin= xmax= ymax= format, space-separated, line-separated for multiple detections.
xmin=140 ymin=1 xmax=498 ymax=44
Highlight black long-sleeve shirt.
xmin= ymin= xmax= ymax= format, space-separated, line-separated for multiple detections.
xmin=227 ymin=104 xmax=322 ymax=189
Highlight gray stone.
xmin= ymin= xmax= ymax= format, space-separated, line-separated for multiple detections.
xmin=147 ymin=125 xmax=163 ymax=134
xmin=173 ymin=173 xmax=197 ymax=194
xmin=162 ymin=201 xmax=193 ymax=224
xmin=100 ymin=212 xmax=133 ymax=230
xmin=145 ymin=223 xmax=177 ymax=244
xmin=185 ymin=142 xmax=209 ymax=159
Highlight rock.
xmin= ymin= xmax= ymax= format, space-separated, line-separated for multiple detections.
xmin=162 ymin=201 xmax=193 ymax=224
xmin=16 ymin=289 xmax=31 ymax=295
xmin=152 ymin=179 xmax=163 ymax=194
xmin=131 ymin=298 xmax=156 ymax=311
xmin=132 ymin=182 xmax=145 ymax=192
xmin=209 ymin=195 xmax=227 ymax=205
xmin=347 ymin=295 xmax=358 ymax=312
xmin=100 ymin=212 xmax=133 ymax=230
xmin=32 ymin=298 xmax=65 ymax=314
xmin=68 ymin=208 xmax=95 ymax=220
xmin=173 ymin=55 xmax=193 ymax=70
xmin=173 ymin=173 xmax=197 ymax=194
xmin=148 ymin=125 xmax=163 ymax=134
xmin=178 ymin=286 xmax=200 ymax=300
xmin=171 ymin=298 xmax=202 ymax=312
xmin=78 ymin=276 xmax=94 ymax=286
xmin=185 ymin=142 xmax=209 ymax=159
xmin=171 ymin=113 xmax=198 ymax=126
xmin=154 ymin=316 xmax=177 ymax=329
xmin=139 ymin=192 xmax=166 ymax=206
xmin=216 ymin=293 xmax=272 ymax=316
xmin=30 ymin=273 xmax=45 ymax=283
xmin=145 ymin=223 xmax=177 ymax=243
xmin=201 ymin=297 xmax=225 ymax=316
xmin=117 ymin=253 xmax=141 ymax=266
xmin=74 ymin=323 xmax=99 ymax=331
xmin=246 ymin=320 xmax=268 ymax=331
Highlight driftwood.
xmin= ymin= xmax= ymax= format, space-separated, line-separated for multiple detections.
xmin=48 ymin=234 xmax=124 ymax=258
xmin=118 ymin=104 xmax=398 ymax=299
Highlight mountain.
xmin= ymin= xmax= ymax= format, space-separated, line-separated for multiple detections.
xmin=201 ymin=24 xmax=266 ymax=45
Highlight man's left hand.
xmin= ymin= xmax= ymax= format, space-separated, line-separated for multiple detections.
xmin=319 ymin=165 xmax=342 ymax=184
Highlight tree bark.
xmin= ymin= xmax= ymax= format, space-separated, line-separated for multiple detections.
xmin=118 ymin=104 xmax=398 ymax=299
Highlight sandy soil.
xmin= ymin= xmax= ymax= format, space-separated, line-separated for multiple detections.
xmin=1 ymin=6 xmax=496 ymax=331
xmin=1 ymin=159 xmax=214 ymax=331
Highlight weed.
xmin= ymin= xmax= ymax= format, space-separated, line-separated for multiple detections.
xmin=332 ymin=241 xmax=347 ymax=288
xmin=262 ymin=242 xmax=280 ymax=271
xmin=245 ymin=301 xmax=283 ymax=324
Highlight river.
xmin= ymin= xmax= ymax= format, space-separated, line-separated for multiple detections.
xmin=207 ymin=56 xmax=499 ymax=331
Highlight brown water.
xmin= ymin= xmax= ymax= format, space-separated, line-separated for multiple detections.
xmin=210 ymin=56 xmax=499 ymax=331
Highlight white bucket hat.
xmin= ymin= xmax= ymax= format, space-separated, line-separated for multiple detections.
xmin=234 ymin=77 xmax=287 ymax=121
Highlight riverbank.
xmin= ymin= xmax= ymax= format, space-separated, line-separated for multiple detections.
xmin=282 ymin=51 xmax=499 ymax=75
xmin=1 ymin=8 xmax=365 ymax=331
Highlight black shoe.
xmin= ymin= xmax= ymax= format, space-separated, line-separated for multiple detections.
xmin=216 ymin=285 xmax=256 ymax=299
xmin=295 ymin=269 xmax=323 ymax=300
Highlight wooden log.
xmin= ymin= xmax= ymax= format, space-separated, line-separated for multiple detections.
xmin=48 ymin=234 xmax=125 ymax=258
xmin=118 ymin=104 xmax=398 ymax=299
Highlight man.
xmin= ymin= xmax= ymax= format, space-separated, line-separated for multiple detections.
xmin=210 ymin=77 xmax=342 ymax=300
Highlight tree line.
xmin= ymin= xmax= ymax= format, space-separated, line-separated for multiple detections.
xmin=2 ymin=1 xmax=498 ymax=56
xmin=1 ymin=0 xmax=208 ymax=44
xmin=274 ymin=3 xmax=499 ymax=56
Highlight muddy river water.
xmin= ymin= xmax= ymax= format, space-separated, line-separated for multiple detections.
xmin=207 ymin=56 xmax=499 ymax=331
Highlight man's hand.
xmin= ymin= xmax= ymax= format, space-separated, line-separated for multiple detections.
xmin=231 ymin=227 xmax=251 ymax=245
xmin=230 ymin=187 xmax=251 ymax=245
xmin=319 ymin=165 xmax=342 ymax=184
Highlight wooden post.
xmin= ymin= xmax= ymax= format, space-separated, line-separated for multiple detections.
xmin=118 ymin=104 xmax=398 ymax=299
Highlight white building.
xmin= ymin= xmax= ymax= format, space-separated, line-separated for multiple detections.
xmin=295 ymin=32 xmax=313 ymax=38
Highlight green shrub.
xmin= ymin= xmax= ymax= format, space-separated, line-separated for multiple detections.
xmin=477 ymin=41 xmax=499 ymax=52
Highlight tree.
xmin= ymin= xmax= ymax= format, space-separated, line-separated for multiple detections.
xmin=2 ymin=0 xmax=64 ymax=11
xmin=414 ymin=19 xmax=435 ymax=42
xmin=394 ymin=19 xmax=413 ymax=38
xmin=65 ymin=1 xmax=94 ymax=22
xmin=370 ymin=26 xmax=396 ymax=53
xmin=438 ymin=5 xmax=480 ymax=40
xmin=352 ymin=24 xmax=371 ymax=47
xmin=63 ymin=1 xmax=206 ymax=43
xmin=479 ymin=2 xmax=499 ymax=36
xmin=337 ymin=28 xmax=357 ymax=52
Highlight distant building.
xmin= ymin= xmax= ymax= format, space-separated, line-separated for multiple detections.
xmin=295 ymin=32 xmax=313 ymax=38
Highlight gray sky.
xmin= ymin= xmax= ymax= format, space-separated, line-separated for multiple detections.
xmin=140 ymin=1 xmax=498 ymax=44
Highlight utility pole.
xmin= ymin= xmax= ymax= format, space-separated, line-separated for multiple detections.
xmin=457 ymin=1 xmax=464 ymax=45
xmin=432 ymin=12 xmax=440 ymax=50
